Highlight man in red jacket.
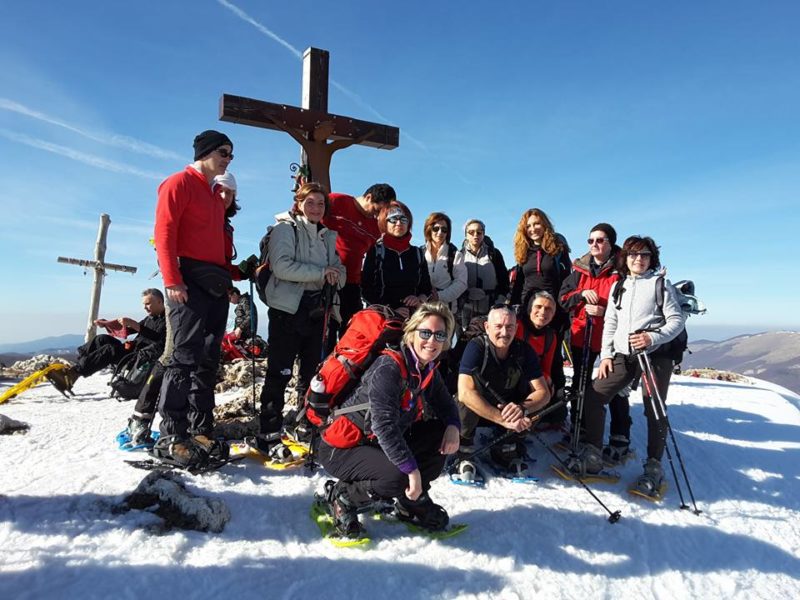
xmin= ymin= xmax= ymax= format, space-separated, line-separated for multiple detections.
xmin=322 ymin=183 xmax=395 ymax=338
xmin=151 ymin=129 xmax=234 ymax=468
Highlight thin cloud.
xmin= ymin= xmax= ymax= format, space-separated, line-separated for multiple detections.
xmin=215 ymin=0 xmax=427 ymax=153
xmin=0 ymin=128 xmax=166 ymax=180
xmin=0 ymin=97 xmax=183 ymax=162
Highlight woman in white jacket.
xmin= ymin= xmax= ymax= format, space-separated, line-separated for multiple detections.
xmin=565 ymin=236 xmax=686 ymax=498
xmin=421 ymin=212 xmax=467 ymax=316
xmin=256 ymin=182 xmax=346 ymax=453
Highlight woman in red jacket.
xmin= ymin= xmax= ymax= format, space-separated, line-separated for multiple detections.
xmin=559 ymin=223 xmax=628 ymax=462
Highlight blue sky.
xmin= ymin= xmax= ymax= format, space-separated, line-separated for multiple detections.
xmin=1 ymin=0 xmax=798 ymax=345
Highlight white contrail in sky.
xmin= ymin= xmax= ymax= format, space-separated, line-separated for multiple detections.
xmin=215 ymin=0 xmax=429 ymax=151
xmin=0 ymin=98 xmax=184 ymax=162
xmin=0 ymin=128 xmax=166 ymax=181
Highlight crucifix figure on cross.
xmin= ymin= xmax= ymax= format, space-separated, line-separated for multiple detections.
xmin=219 ymin=47 xmax=399 ymax=192
xmin=57 ymin=213 xmax=137 ymax=343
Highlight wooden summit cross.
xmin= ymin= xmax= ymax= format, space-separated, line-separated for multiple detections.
xmin=219 ymin=47 xmax=399 ymax=192
xmin=57 ymin=214 xmax=137 ymax=343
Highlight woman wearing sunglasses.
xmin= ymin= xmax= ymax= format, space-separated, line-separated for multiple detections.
xmin=316 ymin=301 xmax=461 ymax=538
xmin=558 ymin=223 xmax=624 ymax=452
xmin=421 ymin=212 xmax=467 ymax=315
xmin=509 ymin=208 xmax=572 ymax=427
xmin=362 ymin=200 xmax=432 ymax=318
xmin=459 ymin=219 xmax=510 ymax=325
xmin=565 ymin=236 xmax=685 ymax=498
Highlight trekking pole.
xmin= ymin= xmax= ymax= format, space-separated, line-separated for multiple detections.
xmin=248 ymin=279 xmax=258 ymax=415
xmin=638 ymin=350 xmax=702 ymax=515
xmin=562 ymin=340 xmax=573 ymax=367
xmin=531 ymin=430 xmax=621 ymax=523
xmin=635 ymin=352 xmax=686 ymax=508
xmin=460 ymin=397 xmax=567 ymax=463
xmin=570 ymin=316 xmax=594 ymax=455
xmin=472 ymin=370 xmax=621 ymax=523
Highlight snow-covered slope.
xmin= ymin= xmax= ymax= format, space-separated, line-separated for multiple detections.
xmin=1 ymin=371 xmax=799 ymax=599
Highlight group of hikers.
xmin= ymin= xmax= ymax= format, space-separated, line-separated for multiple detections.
xmin=49 ymin=128 xmax=688 ymax=538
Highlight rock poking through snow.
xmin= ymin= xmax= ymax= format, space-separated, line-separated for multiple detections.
xmin=0 ymin=414 xmax=30 ymax=435
xmin=121 ymin=471 xmax=230 ymax=533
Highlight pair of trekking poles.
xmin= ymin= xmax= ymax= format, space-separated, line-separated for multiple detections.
xmin=570 ymin=317 xmax=700 ymax=515
xmin=471 ymin=366 xmax=622 ymax=523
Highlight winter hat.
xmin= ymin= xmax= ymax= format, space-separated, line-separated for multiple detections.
xmin=193 ymin=130 xmax=233 ymax=160
xmin=590 ymin=222 xmax=617 ymax=246
xmin=213 ymin=171 xmax=237 ymax=192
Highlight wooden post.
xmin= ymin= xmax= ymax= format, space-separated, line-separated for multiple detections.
xmin=57 ymin=214 xmax=138 ymax=344
xmin=220 ymin=46 xmax=399 ymax=192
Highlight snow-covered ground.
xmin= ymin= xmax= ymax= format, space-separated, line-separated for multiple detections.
xmin=1 ymin=370 xmax=799 ymax=599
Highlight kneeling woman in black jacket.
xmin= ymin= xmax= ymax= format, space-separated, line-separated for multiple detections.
xmin=316 ymin=301 xmax=460 ymax=537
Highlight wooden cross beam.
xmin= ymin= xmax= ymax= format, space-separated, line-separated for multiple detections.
xmin=219 ymin=47 xmax=399 ymax=192
xmin=57 ymin=214 xmax=137 ymax=343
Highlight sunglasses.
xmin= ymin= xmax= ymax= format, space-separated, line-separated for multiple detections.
xmin=431 ymin=225 xmax=448 ymax=233
xmin=629 ymin=251 xmax=652 ymax=259
xmin=416 ymin=328 xmax=448 ymax=342
xmin=466 ymin=229 xmax=484 ymax=236
xmin=587 ymin=237 xmax=607 ymax=245
xmin=387 ymin=216 xmax=409 ymax=225
xmin=216 ymin=148 xmax=234 ymax=159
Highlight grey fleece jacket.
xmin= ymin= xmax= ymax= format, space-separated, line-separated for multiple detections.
xmin=264 ymin=211 xmax=346 ymax=317
xmin=601 ymin=269 xmax=686 ymax=361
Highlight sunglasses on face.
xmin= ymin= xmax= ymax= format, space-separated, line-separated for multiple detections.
xmin=628 ymin=251 xmax=652 ymax=259
xmin=387 ymin=216 xmax=409 ymax=225
xmin=431 ymin=225 xmax=448 ymax=233
xmin=466 ymin=230 xmax=484 ymax=236
xmin=416 ymin=328 xmax=448 ymax=342
xmin=216 ymin=148 xmax=234 ymax=159
xmin=587 ymin=237 xmax=607 ymax=245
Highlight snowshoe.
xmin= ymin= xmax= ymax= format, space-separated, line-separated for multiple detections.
xmin=489 ymin=441 xmax=538 ymax=483
xmin=629 ymin=458 xmax=666 ymax=500
xmin=376 ymin=510 xmax=468 ymax=540
xmin=395 ymin=492 xmax=449 ymax=532
xmin=125 ymin=454 xmax=245 ymax=475
xmin=449 ymin=458 xmax=486 ymax=487
xmin=233 ymin=434 xmax=307 ymax=470
xmin=602 ymin=435 xmax=634 ymax=466
xmin=149 ymin=435 xmax=210 ymax=470
xmin=116 ymin=417 xmax=159 ymax=451
xmin=192 ymin=434 xmax=230 ymax=460
xmin=551 ymin=444 xmax=620 ymax=484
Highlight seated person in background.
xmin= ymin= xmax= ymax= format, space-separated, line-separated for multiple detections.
xmin=227 ymin=286 xmax=258 ymax=340
xmin=49 ymin=289 xmax=166 ymax=393
xmin=455 ymin=305 xmax=550 ymax=474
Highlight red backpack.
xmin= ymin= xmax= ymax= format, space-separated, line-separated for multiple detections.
xmin=304 ymin=305 xmax=405 ymax=428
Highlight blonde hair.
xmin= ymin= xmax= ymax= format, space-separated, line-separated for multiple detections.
xmin=513 ymin=208 xmax=564 ymax=264
xmin=402 ymin=301 xmax=456 ymax=352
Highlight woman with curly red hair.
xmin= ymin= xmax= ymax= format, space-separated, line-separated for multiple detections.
xmin=509 ymin=208 xmax=572 ymax=426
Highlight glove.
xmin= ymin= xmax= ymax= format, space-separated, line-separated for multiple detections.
xmin=238 ymin=254 xmax=259 ymax=280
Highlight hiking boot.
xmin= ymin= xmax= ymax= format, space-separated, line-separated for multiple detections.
xmin=395 ymin=492 xmax=449 ymax=532
xmin=564 ymin=444 xmax=604 ymax=477
xmin=46 ymin=366 xmax=75 ymax=394
xmin=490 ymin=440 xmax=529 ymax=473
xmin=151 ymin=435 xmax=209 ymax=469
xmin=602 ymin=435 xmax=632 ymax=466
xmin=635 ymin=458 xmax=664 ymax=496
xmin=452 ymin=458 xmax=481 ymax=483
xmin=127 ymin=416 xmax=155 ymax=446
xmin=324 ymin=480 xmax=363 ymax=538
xmin=193 ymin=434 xmax=230 ymax=460
xmin=62 ymin=367 xmax=80 ymax=390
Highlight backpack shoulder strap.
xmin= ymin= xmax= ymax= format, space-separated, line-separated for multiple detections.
xmin=655 ymin=274 xmax=665 ymax=311
xmin=446 ymin=242 xmax=457 ymax=280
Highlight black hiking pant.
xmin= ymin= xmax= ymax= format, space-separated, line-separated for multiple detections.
xmin=316 ymin=419 xmax=448 ymax=506
xmin=583 ymin=352 xmax=673 ymax=460
xmin=134 ymin=361 xmax=165 ymax=421
xmin=158 ymin=278 xmax=228 ymax=438
xmin=259 ymin=304 xmax=325 ymax=435
xmin=332 ymin=282 xmax=362 ymax=342
xmin=75 ymin=334 xmax=128 ymax=377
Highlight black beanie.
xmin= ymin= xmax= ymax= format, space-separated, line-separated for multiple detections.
xmin=193 ymin=130 xmax=233 ymax=160
xmin=590 ymin=222 xmax=617 ymax=246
